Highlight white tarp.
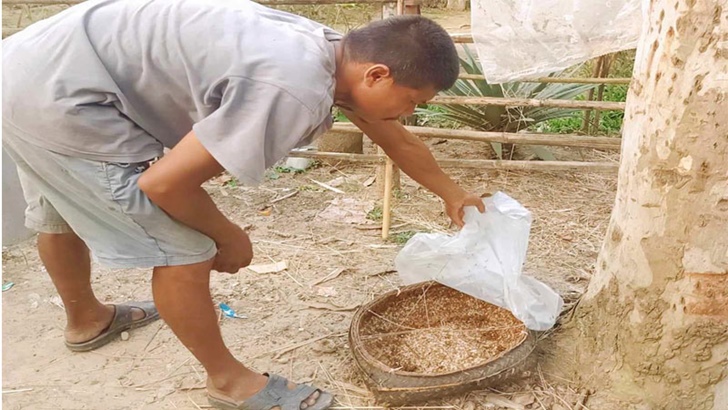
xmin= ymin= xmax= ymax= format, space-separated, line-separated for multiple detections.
xmin=470 ymin=0 xmax=642 ymax=83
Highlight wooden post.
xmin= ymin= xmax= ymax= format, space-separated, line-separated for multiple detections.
xmin=381 ymin=156 xmax=395 ymax=240
xmin=591 ymin=55 xmax=614 ymax=132
xmin=403 ymin=0 xmax=421 ymax=15
xmin=582 ymin=56 xmax=605 ymax=134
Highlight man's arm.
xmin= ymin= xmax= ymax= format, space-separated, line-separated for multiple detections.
xmin=343 ymin=111 xmax=484 ymax=226
xmin=138 ymin=131 xmax=252 ymax=273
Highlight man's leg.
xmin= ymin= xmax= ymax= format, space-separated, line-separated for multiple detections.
xmin=152 ymin=260 xmax=320 ymax=407
xmin=38 ymin=232 xmax=144 ymax=344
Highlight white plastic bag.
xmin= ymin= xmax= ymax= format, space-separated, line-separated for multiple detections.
xmin=394 ymin=192 xmax=563 ymax=331
xmin=470 ymin=0 xmax=642 ymax=83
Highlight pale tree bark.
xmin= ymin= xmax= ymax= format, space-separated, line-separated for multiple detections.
xmin=559 ymin=1 xmax=728 ymax=409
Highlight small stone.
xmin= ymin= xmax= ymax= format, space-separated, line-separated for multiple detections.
xmin=462 ymin=401 xmax=476 ymax=410
xmin=120 ymin=331 xmax=130 ymax=341
xmin=512 ymin=393 xmax=536 ymax=406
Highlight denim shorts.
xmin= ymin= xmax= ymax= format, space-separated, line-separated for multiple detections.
xmin=3 ymin=132 xmax=217 ymax=268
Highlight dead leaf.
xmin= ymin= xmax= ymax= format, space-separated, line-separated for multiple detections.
xmin=259 ymin=206 xmax=272 ymax=216
xmin=484 ymin=394 xmax=525 ymax=410
xmin=326 ymin=177 xmax=346 ymax=187
xmin=311 ymin=268 xmax=347 ymax=286
xmin=363 ymin=175 xmax=376 ymax=187
xmin=317 ymin=198 xmax=375 ymax=225
xmin=316 ymin=286 xmax=338 ymax=298
xmin=248 ymin=261 xmax=288 ymax=274
xmin=511 ymin=393 xmax=536 ymax=406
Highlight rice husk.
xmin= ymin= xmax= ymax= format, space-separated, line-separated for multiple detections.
xmin=359 ymin=284 xmax=527 ymax=374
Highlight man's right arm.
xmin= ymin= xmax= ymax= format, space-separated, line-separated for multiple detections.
xmin=137 ymin=131 xmax=252 ymax=273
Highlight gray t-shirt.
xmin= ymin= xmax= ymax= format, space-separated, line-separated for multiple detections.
xmin=2 ymin=0 xmax=340 ymax=185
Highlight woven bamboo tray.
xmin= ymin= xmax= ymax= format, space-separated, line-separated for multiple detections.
xmin=349 ymin=281 xmax=537 ymax=405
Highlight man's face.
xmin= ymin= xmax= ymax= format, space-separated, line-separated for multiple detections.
xmin=337 ymin=64 xmax=437 ymax=122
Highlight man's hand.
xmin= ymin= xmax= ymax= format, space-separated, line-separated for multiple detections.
xmin=213 ymin=225 xmax=253 ymax=273
xmin=445 ymin=192 xmax=486 ymax=228
xmin=342 ymin=111 xmax=485 ymax=228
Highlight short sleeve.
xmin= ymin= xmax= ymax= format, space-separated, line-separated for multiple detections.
xmin=193 ymin=77 xmax=317 ymax=185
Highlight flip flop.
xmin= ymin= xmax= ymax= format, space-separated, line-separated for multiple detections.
xmin=208 ymin=373 xmax=334 ymax=410
xmin=65 ymin=301 xmax=160 ymax=352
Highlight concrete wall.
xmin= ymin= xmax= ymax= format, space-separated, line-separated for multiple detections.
xmin=3 ymin=148 xmax=33 ymax=246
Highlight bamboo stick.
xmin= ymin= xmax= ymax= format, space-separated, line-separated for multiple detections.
xmin=431 ymin=95 xmax=624 ymax=110
xmin=450 ymin=33 xmax=474 ymax=43
xmin=287 ymin=151 xmax=386 ymax=163
xmin=331 ymin=123 xmax=621 ymax=150
xmin=287 ymin=151 xmax=618 ymax=172
xmin=381 ymin=157 xmax=395 ymax=240
xmin=457 ymin=73 xmax=631 ymax=85
xmin=582 ymin=56 xmax=605 ymax=134
xmin=437 ymin=158 xmax=618 ymax=172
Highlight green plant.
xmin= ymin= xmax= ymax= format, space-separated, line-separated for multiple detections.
xmin=539 ymin=84 xmax=627 ymax=135
xmin=367 ymin=206 xmax=383 ymax=222
xmin=274 ymin=166 xmax=306 ymax=175
xmin=224 ymin=178 xmax=238 ymax=188
xmin=418 ymin=46 xmax=598 ymax=160
xmin=390 ymin=231 xmax=417 ymax=245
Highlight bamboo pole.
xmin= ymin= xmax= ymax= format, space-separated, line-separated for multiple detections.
xmin=592 ymin=55 xmax=614 ymax=131
xmin=287 ymin=151 xmax=386 ymax=163
xmin=286 ymin=151 xmax=619 ymax=172
xmin=450 ymin=33 xmax=474 ymax=43
xmin=431 ymin=95 xmax=625 ymax=111
xmin=331 ymin=123 xmax=622 ymax=150
xmin=381 ymin=157 xmax=395 ymax=240
xmin=457 ymin=73 xmax=631 ymax=85
xmin=582 ymin=56 xmax=605 ymax=134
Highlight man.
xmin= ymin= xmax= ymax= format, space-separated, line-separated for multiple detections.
xmin=2 ymin=0 xmax=484 ymax=408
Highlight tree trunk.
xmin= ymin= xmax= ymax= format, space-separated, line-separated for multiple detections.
xmin=316 ymin=130 xmax=364 ymax=155
xmin=446 ymin=0 xmax=467 ymax=12
xmin=560 ymin=1 xmax=728 ymax=409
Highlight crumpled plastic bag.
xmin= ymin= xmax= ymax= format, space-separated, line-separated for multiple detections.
xmin=471 ymin=0 xmax=642 ymax=83
xmin=394 ymin=192 xmax=563 ymax=331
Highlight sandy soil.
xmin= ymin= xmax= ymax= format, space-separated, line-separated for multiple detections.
xmin=3 ymin=134 xmax=618 ymax=409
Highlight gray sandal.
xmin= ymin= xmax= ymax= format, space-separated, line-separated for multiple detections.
xmin=65 ymin=301 xmax=160 ymax=352
xmin=208 ymin=373 xmax=334 ymax=410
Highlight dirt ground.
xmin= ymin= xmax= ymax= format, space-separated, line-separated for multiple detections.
xmin=2 ymin=133 xmax=619 ymax=409
xmin=2 ymin=4 xmax=620 ymax=410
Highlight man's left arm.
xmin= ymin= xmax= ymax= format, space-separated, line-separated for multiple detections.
xmin=344 ymin=113 xmax=484 ymax=226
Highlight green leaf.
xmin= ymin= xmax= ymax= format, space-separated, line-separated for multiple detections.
xmin=490 ymin=142 xmax=503 ymax=159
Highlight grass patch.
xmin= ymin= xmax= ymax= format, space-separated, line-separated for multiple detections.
xmin=367 ymin=206 xmax=383 ymax=222
xmin=389 ymin=231 xmax=417 ymax=245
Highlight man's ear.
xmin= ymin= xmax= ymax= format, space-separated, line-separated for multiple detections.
xmin=363 ymin=64 xmax=392 ymax=87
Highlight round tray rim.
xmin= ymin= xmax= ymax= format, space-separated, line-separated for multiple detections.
xmin=349 ymin=281 xmax=530 ymax=379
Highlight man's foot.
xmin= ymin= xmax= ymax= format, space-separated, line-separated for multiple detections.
xmin=64 ymin=301 xmax=160 ymax=351
xmin=208 ymin=372 xmax=328 ymax=410
xmin=65 ymin=304 xmax=145 ymax=343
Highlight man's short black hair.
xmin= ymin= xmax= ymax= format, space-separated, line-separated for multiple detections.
xmin=343 ymin=15 xmax=459 ymax=91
